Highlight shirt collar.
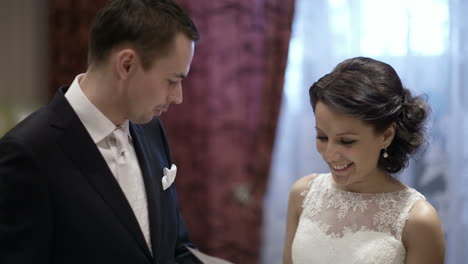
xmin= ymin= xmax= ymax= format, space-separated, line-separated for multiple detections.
xmin=64 ymin=74 xmax=120 ymax=143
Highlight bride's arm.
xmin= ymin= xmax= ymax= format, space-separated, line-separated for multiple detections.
xmin=403 ymin=200 xmax=445 ymax=264
xmin=282 ymin=174 xmax=317 ymax=264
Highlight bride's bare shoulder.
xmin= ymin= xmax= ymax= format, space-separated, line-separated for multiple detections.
xmin=289 ymin=173 xmax=321 ymax=197
xmin=287 ymin=174 xmax=321 ymax=218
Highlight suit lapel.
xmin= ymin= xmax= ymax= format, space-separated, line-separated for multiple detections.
xmin=130 ymin=123 xmax=167 ymax=258
xmin=48 ymin=88 xmax=152 ymax=259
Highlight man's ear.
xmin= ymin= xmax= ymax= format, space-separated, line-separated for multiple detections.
xmin=114 ymin=48 xmax=138 ymax=80
xmin=382 ymin=122 xmax=396 ymax=148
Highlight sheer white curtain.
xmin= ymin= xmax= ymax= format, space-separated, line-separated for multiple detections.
xmin=260 ymin=0 xmax=468 ymax=263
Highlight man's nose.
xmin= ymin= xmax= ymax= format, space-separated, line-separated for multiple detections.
xmin=170 ymin=82 xmax=183 ymax=104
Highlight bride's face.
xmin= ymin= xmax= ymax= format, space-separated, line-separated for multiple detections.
xmin=314 ymin=102 xmax=391 ymax=192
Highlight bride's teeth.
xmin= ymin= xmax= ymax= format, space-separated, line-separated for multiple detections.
xmin=333 ymin=164 xmax=349 ymax=170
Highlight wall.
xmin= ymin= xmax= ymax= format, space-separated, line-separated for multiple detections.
xmin=0 ymin=0 xmax=48 ymax=135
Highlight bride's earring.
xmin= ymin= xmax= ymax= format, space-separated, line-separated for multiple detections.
xmin=382 ymin=148 xmax=389 ymax=158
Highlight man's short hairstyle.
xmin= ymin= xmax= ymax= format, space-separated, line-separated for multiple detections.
xmin=88 ymin=0 xmax=199 ymax=70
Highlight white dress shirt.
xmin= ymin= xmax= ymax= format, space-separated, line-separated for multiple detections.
xmin=64 ymin=74 xmax=152 ymax=251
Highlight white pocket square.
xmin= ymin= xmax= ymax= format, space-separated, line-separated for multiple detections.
xmin=162 ymin=164 xmax=177 ymax=190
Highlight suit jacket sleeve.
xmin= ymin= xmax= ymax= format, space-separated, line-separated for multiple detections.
xmin=174 ymin=193 xmax=201 ymax=264
xmin=0 ymin=138 xmax=53 ymax=264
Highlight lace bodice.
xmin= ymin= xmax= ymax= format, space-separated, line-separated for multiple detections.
xmin=291 ymin=173 xmax=425 ymax=264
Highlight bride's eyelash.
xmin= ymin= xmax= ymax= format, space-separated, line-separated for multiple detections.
xmin=316 ymin=136 xmax=357 ymax=145
xmin=340 ymin=140 xmax=356 ymax=145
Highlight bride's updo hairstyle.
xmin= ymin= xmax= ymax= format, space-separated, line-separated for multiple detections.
xmin=309 ymin=57 xmax=430 ymax=173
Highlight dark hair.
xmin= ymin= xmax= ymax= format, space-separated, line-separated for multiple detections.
xmin=309 ymin=57 xmax=430 ymax=173
xmin=88 ymin=0 xmax=199 ymax=70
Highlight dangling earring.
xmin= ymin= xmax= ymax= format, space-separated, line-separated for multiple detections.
xmin=382 ymin=148 xmax=389 ymax=158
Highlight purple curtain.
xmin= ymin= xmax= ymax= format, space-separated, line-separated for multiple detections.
xmin=48 ymin=0 xmax=295 ymax=262
xmin=48 ymin=0 xmax=107 ymax=97
xmin=164 ymin=1 xmax=295 ymax=263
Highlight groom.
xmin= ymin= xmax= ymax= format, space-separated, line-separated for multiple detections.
xmin=0 ymin=0 xmax=200 ymax=263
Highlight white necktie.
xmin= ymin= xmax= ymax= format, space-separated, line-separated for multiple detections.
xmin=112 ymin=127 xmax=152 ymax=253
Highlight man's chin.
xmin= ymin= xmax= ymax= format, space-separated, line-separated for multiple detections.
xmin=130 ymin=114 xmax=156 ymax=124
xmin=153 ymin=109 xmax=163 ymax=116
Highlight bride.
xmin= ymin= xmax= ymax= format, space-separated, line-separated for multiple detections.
xmin=283 ymin=57 xmax=445 ymax=264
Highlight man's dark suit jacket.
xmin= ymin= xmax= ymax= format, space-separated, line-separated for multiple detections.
xmin=0 ymin=87 xmax=199 ymax=264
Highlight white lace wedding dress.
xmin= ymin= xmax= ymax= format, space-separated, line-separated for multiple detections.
xmin=291 ymin=173 xmax=424 ymax=264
